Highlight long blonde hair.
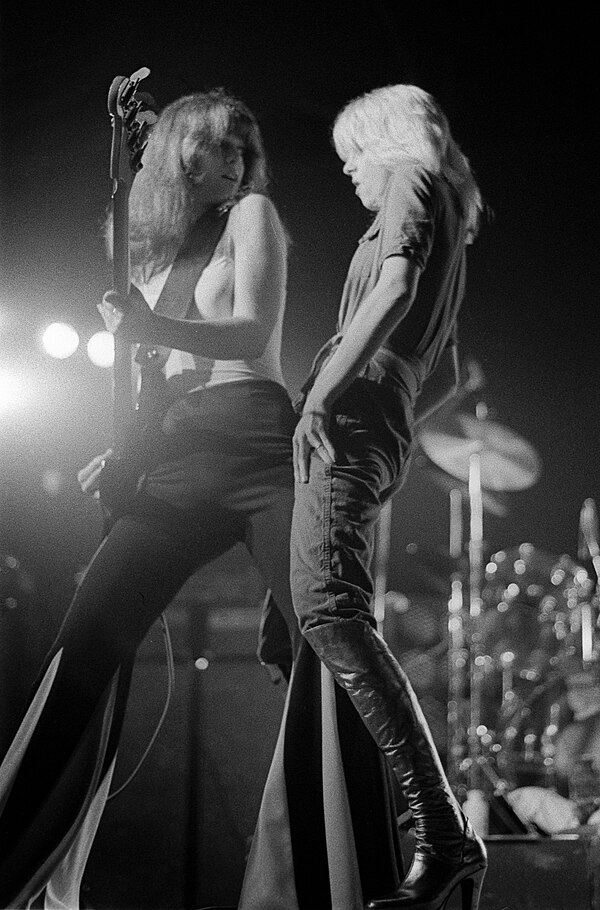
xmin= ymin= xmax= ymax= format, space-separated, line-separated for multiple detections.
xmin=104 ymin=89 xmax=269 ymax=280
xmin=332 ymin=84 xmax=483 ymax=240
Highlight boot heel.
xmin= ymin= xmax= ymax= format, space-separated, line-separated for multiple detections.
xmin=457 ymin=867 xmax=486 ymax=910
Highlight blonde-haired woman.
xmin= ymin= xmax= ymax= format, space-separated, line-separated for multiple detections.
xmin=288 ymin=83 xmax=487 ymax=910
xmin=0 ymin=88 xmax=300 ymax=908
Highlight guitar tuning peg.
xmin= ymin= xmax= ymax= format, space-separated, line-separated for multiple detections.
xmin=127 ymin=121 xmax=150 ymax=156
xmin=119 ymin=80 xmax=136 ymax=108
xmin=124 ymin=101 xmax=142 ymax=127
xmin=137 ymin=109 xmax=158 ymax=127
xmin=137 ymin=91 xmax=159 ymax=116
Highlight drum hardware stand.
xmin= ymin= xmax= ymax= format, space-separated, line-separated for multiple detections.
xmin=473 ymin=753 xmax=538 ymax=834
xmin=446 ymin=447 xmax=488 ymax=798
xmin=445 ymin=402 xmax=502 ymax=829
xmin=417 ymin=396 xmax=545 ymax=825
xmin=497 ymin=671 xmax=565 ymax=786
xmin=460 ymin=443 xmax=494 ymax=833
xmin=447 ymin=487 xmax=468 ymax=793
xmin=467 ymin=440 xmax=486 ymax=781
xmin=578 ymin=498 xmax=600 ymax=667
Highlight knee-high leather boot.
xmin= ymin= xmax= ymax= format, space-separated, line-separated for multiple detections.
xmin=304 ymin=620 xmax=487 ymax=910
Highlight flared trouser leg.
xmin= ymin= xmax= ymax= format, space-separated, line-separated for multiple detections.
xmin=0 ymin=652 xmax=125 ymax=909
xmin=238 ymin=636 xmax=403 ymax=910
xmin=0 ymin=512 xmax=207 ymax=908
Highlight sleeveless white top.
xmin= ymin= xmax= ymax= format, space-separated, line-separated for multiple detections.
xmin=135 ymin=197 xmax=286 ymax=392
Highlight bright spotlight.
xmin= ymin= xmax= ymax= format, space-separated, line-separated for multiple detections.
xmin=41 ymin=322 xmax=80 ymax=359
xmin=87 ymin=331 xmax=114 ymax=368
xmin=0 ymin=370 xmax=27 ymax=414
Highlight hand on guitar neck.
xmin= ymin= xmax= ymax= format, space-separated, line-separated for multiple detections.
xmin=98 ymin=286 xmax=156 ymax=343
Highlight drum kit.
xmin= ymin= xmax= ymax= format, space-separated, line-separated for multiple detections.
xmin=415 ymin=391 xmax=600 ymax=821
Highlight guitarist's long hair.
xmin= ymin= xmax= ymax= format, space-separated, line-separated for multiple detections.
xmin=104 ymin=89 xmax=269 ymax=281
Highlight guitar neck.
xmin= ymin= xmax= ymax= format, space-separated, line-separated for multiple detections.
xmin=112 ymin=180 xmax=135 ymax=440
xmin=106 ymin=67 xmax=156 ymax=441
xmin=113 ymin=335 xmax=135 ymax=439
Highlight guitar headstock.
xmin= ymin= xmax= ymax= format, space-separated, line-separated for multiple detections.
xmin=107 ymin=67 xmax=158 ymax=193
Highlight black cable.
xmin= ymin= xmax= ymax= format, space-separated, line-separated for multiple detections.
xmin=108 ymin=612 xmax=175 ymax=800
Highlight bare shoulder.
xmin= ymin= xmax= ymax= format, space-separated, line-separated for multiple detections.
xmin=231 ymin=193 xmax=283 ymax=238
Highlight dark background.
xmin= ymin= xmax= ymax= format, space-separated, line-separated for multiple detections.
xmin=0 ymin=3 xmax=599 ymax=904
xmin=1 ymin=0 xmax=599 ymax=750
xmin=0 ymin=0 xmax=600 ymax=728
xmin=1 ymin=2 xmax=598 ymax=584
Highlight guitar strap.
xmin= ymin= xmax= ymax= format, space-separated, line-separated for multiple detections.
xmin=135 ymin=207 xmax=230 ymax=373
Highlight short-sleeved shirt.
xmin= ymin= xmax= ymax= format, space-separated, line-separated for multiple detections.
xmin=338 ymin=160 xmax=469 ymax=391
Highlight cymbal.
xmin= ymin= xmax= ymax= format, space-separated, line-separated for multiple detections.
xmin=418 ymin=413 xmax=542 ymax=491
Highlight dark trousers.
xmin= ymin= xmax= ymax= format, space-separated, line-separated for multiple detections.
xmin=291 ymin=378 xmax=413 ymax=634
xmin=0 ymin=380 xmax=298 ymax=907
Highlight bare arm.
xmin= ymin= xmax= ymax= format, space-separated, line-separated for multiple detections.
xmin=304 ymin=255 xmax=421 ymax=413
xmin=293 ymin=255 xmax=421 ymax=481
xmin=100 ymin=194 xmax=287 ymax=360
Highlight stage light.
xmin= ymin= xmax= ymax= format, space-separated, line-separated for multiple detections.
xmin=87 ymin=331 xmax=114 ymax=368
xmin=0 ymin=370 xmax=27 ymax=414
xmin=386 ymin=591 xmax=410 ymax=614
xmin=41 ymin=322 xmax=79 ymax=359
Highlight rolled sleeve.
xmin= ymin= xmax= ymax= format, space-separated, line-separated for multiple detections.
xmin=378 ymin=163 xmax=436 ymax=272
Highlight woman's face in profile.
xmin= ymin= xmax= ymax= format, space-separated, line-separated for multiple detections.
xmin=341 ymin=146 xmax=390 ymax=212
xmin=189 ymin=132 xmax=246 ymax=208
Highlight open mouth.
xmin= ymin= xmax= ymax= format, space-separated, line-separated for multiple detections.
xmin=221 ymin=174 xmax=237 ymax=182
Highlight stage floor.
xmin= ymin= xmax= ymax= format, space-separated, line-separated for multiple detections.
xmin=399 ymin=829 xmax=600 ymax=910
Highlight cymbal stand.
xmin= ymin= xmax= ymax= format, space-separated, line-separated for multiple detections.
xmin=467 ymin=445 xmax=486 ymax=790
xmin=457 ymin=443 xmax=493 ymax=834
xmin=445 ymin=402 xmax=495 ymax=828
xmin=446 ymin=488 xmax=468 ymax=792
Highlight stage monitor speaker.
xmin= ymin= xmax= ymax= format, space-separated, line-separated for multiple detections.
xmin=401 ymin=830 xmax=600 ymax=909
xmin=481 ymin=834 xmax=600 ymax=910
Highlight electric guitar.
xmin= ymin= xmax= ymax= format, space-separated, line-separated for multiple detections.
xmin=106 ymin=66 xmax=157 ymax=436
xmin=99 ymin=68 xmax=158 ymax=523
